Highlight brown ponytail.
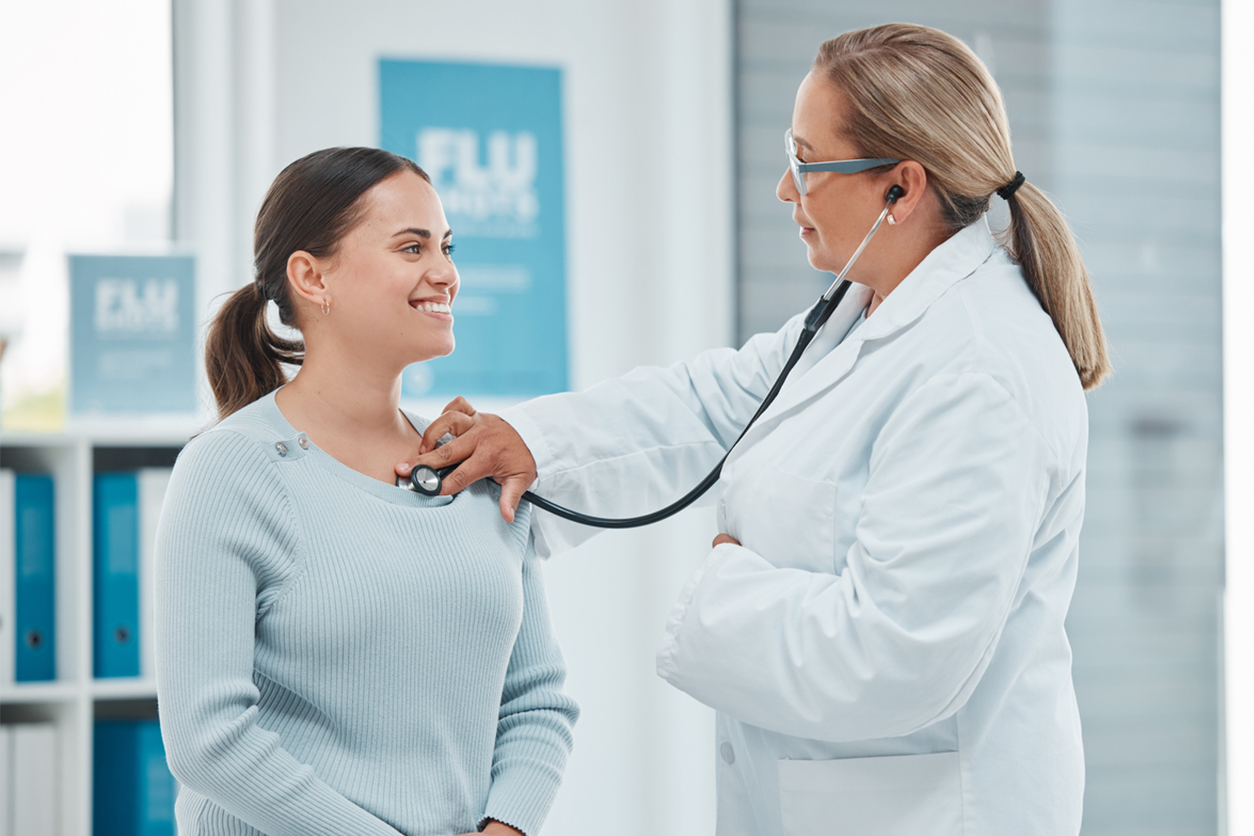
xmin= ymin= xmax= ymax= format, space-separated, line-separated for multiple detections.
xmin=813 ymin=24 xmax=1111 ymax=389
xmin=204 ymin=282 xmax=304 ymax=420
xmin=205 ymin=147 xmax=429 ymax=419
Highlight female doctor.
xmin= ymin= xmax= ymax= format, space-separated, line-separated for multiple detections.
xmin=400 ymin=23 xmax=1109 ymax=836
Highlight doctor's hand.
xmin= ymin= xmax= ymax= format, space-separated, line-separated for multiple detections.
xmin=395 ymin=397 xmax=538 ymax=523
xmin=713 ymin=533 xmax=741 ymax=548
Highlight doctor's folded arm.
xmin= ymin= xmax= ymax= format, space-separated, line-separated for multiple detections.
xmin=402 ymin=23 xmax=1110 ymax=836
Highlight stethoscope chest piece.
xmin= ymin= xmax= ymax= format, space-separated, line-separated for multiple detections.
xmin=397 ymin=464 xmax=456 ymax=497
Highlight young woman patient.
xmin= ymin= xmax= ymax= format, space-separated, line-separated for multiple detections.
xmin=154 ymin=147 xmax=578 ymax=836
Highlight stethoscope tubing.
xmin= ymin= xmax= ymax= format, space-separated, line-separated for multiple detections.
xmin=515 ymin=279 xmax=848 ymax=529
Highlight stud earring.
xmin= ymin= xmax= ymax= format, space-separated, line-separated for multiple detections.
xmin=886 ymin=214 xmax=897 ymax=226
xmin=321 ymin=298 xmax=331 ymax=316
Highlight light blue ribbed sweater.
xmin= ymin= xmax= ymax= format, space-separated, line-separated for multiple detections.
xmin=153 ymin=391 xmax=578 ymax=836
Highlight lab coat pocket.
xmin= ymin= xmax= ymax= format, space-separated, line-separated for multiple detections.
xmin=724 ymin=462 xmax=836 ymax=573
xmin=778 ymin=752 xmax=963 ymax=836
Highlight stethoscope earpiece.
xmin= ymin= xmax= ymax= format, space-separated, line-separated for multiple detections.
xmin=886 ymin=185 xmax=905 ymax=203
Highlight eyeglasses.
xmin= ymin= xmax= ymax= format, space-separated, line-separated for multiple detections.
xmin=785 ymin=129 xmax=900 ymax=196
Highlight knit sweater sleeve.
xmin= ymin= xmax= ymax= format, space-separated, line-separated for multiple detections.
xmin=153 ymin=429 xmax=405 ymax=836
xmin=480 ymin=534 xmax=580 ymax=836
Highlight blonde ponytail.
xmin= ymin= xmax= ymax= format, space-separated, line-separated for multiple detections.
xmin=1004 ymin=183 xmax=1111 ymax=389
xmin=814 ymin=24 xmax=1111 ymax=389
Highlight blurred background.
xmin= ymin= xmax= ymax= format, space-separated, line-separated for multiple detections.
xmin=0 ymin=0 xmax=1249 ymax=834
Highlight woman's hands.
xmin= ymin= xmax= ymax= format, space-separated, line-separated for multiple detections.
xmin=395 ymin=397 xmax=538 ymax=522
xmin=713 ymin=533 xmax=740 ymax=548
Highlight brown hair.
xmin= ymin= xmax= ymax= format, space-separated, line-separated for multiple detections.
xmin=205 ymin=147 xmax=429 ymax=418
xmin=813 ymin=24 xmax=1111 ymax=389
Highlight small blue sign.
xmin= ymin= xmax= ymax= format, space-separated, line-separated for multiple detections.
xmin=69 ymin=254 xmax=197 ymax=415
xmin=380 ymin=59 xmax=568 ymax=397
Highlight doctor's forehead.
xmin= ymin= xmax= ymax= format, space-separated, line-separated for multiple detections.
xmin=791 ymin=72 xmax=853 ymax=151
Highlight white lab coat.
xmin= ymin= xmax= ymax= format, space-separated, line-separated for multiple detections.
xmin=501 ymin=219 xmax=1087 ymax=836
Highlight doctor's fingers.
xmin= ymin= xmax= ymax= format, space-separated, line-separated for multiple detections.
xmin=429 ymin=431 xmax=534 ymax=523
xmin=435 ymin=413 xmax=537 ymax=521
xmin=395 ymin=415 xmax=475 ymax=480
xmin=495 ymin=472 xmax=532 ymax=524
xmin=441 ymin=395 xmax=477 ymax=418
xmin=417 ymin=410 xmax=480 ymax=456
xmin=398 ymin=412 xmax=538 ymax=520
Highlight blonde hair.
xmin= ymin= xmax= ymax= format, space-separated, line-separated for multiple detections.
xmin=814 ymin=24 xmax=1110 ymax=389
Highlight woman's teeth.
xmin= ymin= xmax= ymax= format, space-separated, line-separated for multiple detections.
xmin=416 ymin=302 xmax=451 ymax=313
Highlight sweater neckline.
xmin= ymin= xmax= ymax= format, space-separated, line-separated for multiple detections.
xmin=260 ymin=389 xmax=455 ymax=509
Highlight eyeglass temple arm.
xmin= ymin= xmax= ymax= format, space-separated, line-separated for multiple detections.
xmin=798 ymin=158 xmax=902 ymax=175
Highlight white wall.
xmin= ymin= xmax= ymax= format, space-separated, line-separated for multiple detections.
xmin=1223 ymin=0 xmax=1252 ymax=831
xmin=173 ymin=1 xmax=734 ymax=833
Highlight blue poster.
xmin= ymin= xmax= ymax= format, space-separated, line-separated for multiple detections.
xmin=380 ymin=59 xmax=568 ymax=397
xmin=69 ymin=254 xmax=197 ymax=415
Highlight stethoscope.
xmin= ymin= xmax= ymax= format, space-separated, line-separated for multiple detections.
xmin=401 ymin=185 xmax=905 ymax=527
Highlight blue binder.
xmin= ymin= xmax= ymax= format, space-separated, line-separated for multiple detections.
xmin=93 ymin=719 xmax=177 ymax=836
xmin=15 ymin=474 xmax=56 ymax=682
xmin=94 ymin=473 xmax=140 ymax=678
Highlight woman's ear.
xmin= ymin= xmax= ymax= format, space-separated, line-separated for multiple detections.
xmin=286 ymin=251 xmax=328 ymax=308
xmin=881 ymin=161 xmax=929 ymax=224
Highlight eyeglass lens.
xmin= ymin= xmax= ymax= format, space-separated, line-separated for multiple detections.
xmin=785 ymin=130 xmax=806 ymax=195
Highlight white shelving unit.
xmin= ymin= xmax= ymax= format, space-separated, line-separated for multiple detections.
xmin=1 ymin=426 xmax=194 ymax=836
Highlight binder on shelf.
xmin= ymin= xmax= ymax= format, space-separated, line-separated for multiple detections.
xmin=138 ymin=468 xmax=171 ymax=679
xmin=94 ymin=473 xmax=140 ymax=678
xmin=14 ymin=474 xmax=55 ymax=682
xmin=11 ymin=722 xmax=57 ymax=836
xmin=1 ymin=469 xmax=15 ymax=686
xmin=94 ymin=719 xmax=177 ymax=836
xmin=93 ymin=469 xmax=171 ymax=680
xmin=1 ymin=724 xmax=13 ymax=836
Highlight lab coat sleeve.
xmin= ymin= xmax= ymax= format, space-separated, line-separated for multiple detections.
xmin=655 ymin=371 xmax=1058 ymax=742
xmin=501 ymin=314 xmax=806 ymax=556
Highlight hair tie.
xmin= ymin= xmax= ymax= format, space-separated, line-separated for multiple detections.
xmin=997 ymin=171 xmax=1025 ymax=200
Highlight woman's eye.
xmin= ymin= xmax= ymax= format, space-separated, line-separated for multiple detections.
xmin=402 ymin=243 xmax=422 ymax=254
xmin=443 ymin=243 xmax=456 ymax=257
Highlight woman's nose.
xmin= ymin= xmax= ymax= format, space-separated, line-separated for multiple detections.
xmin=777 ymin=168 xmax=798 ymax=203
xmin=427 ymin=262 xmax=458 ymax=288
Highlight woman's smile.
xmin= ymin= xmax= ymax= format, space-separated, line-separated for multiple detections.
xmin=410 ymin=296 xmax=453 ymax=321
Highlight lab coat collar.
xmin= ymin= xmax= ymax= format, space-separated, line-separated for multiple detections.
xmin=855 ymin=217 xmax=999 ymax=342
xmin=748 ymin=218 xmax=1002 ymax=434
